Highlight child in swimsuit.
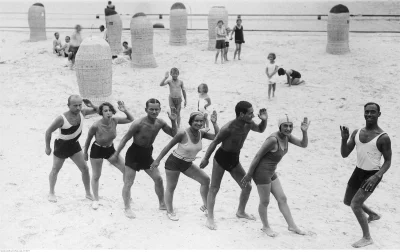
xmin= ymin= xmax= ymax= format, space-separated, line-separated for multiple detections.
xmin=215 ymin=20 xmax=227 ymax=64
xmin=266 ymin=53 xmax=279 ymax=99
xmin=278 ymin=68 xmax=305 ymax=87
xmin=83 ymin=101 xmax=134 ymax=210
xmin=150 ymin=111 xmax=219 ymax=221
xmin=242 ymin=115 xmax=311 ymax=237
xmin=160 ymin=67 xmax=187 ymax=127
xmin=197 ymin=83 xmax=212 ymax=131
xmin=230 ymin=18 xmax=244 ymax=60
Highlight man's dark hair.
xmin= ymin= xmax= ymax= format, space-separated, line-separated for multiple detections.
xmin=278 ymin=68 xmax=285 ymax=76
xmin=364 ymin=102 xmax=380 ymax=112
xmin=235 ymin=101 xmax=252 ymax=117
xmin=146 ymin=98 xmax=161 ymax=108
xmin=123 ymin=41 xmax=128 ymax=45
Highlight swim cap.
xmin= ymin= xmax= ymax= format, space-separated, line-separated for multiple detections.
xmin=188 ymin=111 xmax=204 ymax=125
xmin=277 ymin=114 xmax=292 ymax=129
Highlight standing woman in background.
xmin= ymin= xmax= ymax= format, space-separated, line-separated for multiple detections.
xmin=230 ymin=18 xmax=244 ymax=60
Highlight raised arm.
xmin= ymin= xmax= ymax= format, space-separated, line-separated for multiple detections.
xmin=250 ymin=108 xmax=268 ymax=133
xmin=241 ymin=137 xmax=276 ymax=187
xmin=162 ymin=108 xmax=178 ymax=137
xmin=340 ymin=126 xmax=357 ymax=158
xmin=114 ymin=101 xmax=134 ymax=124
xmin=202 ymin=111 xmax=219 ymax=140
xmin=81 ymin=99 xmax=99 ymax=116
xmin=83 ymin=124 xmax=97 ymax=161
xmin=45 ymin=116 xmax=64 ymax=155
xmin=150 ymin=130 xmax=185 ymax=170
xmin=181 ymin=81 xmax=187 ymax=107
xmin=160 ymin=71 xmax=169 ymax=86
xmin=288 ymin=117 xmax=310 ymax=148
xmin=199 ymin=126 xmax=230 ymax=168
xmin=361 ymin=134 xmax=391 ymax=191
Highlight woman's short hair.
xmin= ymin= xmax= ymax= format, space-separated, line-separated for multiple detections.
xmin=99 ymin=102 xmax=117 ymax=115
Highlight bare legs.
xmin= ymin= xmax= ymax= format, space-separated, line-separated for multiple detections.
xmin=215 ymin=48 xmax=224 ymax=64
xmin=48 ymin=151 xmax=93 ymax=203
xmin=122 ymin=165 xmax=136 ymax=218
xmin=257 ymin=178 xmax=304 ymax=237
xmin=268 ymin=84 xmax=276 ymax=99
xmin=233 ymin=43 xmax=242 ymax=60
xmin=144 ymin=168 xmax=166 ymax=210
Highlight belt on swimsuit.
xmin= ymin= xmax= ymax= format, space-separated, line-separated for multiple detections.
xmin=94 ymin=142 xmax=113 ymax=148
xmin=172 ymin=151 xmax=196 ymax=162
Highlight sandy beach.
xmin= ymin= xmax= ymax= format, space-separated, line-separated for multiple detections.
xmin=0 ymin=25 xmax=399 ymax=250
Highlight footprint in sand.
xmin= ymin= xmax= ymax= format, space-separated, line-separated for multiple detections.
xmin=18 ymin=232 xmax=38 ymax=245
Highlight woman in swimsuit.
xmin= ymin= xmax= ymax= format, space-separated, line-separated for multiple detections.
xmin=150 ymin=111 xmax=219 ymax=221
xmin=230 ymin=18 xmax=245 ymax=60
xmin=84 ymin=101 xmax=134 ymax=210
xmin=241 ymin=115 xmax=311 ymax=237
xmin=278 ymin=68 xmax=305 ymax=86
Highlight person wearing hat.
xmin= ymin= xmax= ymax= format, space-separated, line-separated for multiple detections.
xmin=150 ymin=111 xmax=219 ymax=221
xmin=200 ymin=101 xmax=268 ymax=230
xmin=242 ymin=115 xmax=310 ymax=237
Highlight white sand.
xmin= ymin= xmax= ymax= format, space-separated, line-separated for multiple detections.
xmin=0 ymin=29 xmax=399 ymax=249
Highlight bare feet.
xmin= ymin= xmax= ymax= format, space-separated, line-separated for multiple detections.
xmin=200 ymin=205 xmax=208 ymax=217
xmin=167 ymin=212 xmax=179 ymax=221
xmin=86 ymin=194 xmax=94 ymax=201
xmin=368 ymin=214 xmax=381 ymax=223
xmin=124 ymin=208 xmax=136 ymax=219
xmin=261 ymin=227 xmax=278 ymax=237
xmin=352 ymin=237 xmax=373 ymax=248
xmin=159 ymin=202 xmax=167 ymax=210
xmin=48 ymin=193 xmax=57 ymax=203
xmin=206 ymin=218 xmax=217 ymax=230
xmin=236 ymin=212 xmax=256 ymax=220
xmin=288 ymin=226 xmax=306 ymax=235
xmin=92 ymin=201 xmax=99 ymax=210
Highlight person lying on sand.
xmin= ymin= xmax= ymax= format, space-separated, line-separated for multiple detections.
xmin=199 ymin=101 xmax=268 ymax=230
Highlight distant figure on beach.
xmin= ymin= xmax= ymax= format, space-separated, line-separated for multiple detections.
xmin=230 ymin=18 xmax=244 ymax=60
xmin=266 ymin=53 xmax=279 ymax=99
xmin=122 ymin=41 xmax=132 ymax=60
xmin=53 ymin=32 xmax=62 ymax=56
xmin=99 ymin=25 xmax=108 ymax=42
xmin=150 ymin=111 xmax=219 ymax=221
xmin=199 ymin=101 xmax=268 ymax=230
xmin=198 ymin=83 xmax=212 ymax=131
xmin=215 ymin=20 xmax=227 ymax=64
xmin=160 ymin=68 xmax=187 ymax=127
xmin=340 ymin=102 xmax=392 ymax=248
xmin=242 ymin=115 xmax=310 ymax=237
xmin=83 ymin=101 xmax=134 ymax=210
xmin=278 ymin=68 xmax=305 ymax=87
xmin=108 ymin=99 xmax=177 ymax=219
xmin=69 ymin=24 xmax=83 ymax=69
xmin=224 ymin=27 xmax=231 ymax=61
xmin=107 ymin=1 xmax=115 ymax=10
xmin=45 ymin=95 xmax=99 ymax=203
xmin=59 ymin=36 xmax=71 ymax=58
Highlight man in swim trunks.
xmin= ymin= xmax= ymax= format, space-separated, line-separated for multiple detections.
xmin=199 ymin=101 xmax=268 ymax=230
xmin=160 ymin=67 xmax=187 ymax=127
xmin=45 ymin=95 xmax=99 ymax=203
xmin=340 ymin=102 xmax=392 ymax=248
xmin=109 ymin=98 xmax=178 ymax=219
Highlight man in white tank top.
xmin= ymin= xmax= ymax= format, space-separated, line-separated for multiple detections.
xmin=45 ymin=95 xmax=99 ymax=203
xmin=340 ymin=102 xmax=392 ymax=248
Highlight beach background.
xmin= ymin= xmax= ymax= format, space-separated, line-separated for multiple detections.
xmin=0 ymin=0 xmax=400 ymax=250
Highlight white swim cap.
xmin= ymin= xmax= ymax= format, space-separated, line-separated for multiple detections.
xmin=278 ymin=114 xmax=292 ymax=129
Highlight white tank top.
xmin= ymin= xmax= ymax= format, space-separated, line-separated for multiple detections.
xmin=355 ymin=129 xmax=386 ymax=171
xmin=173 ymin=130 xmax=202 ymax=162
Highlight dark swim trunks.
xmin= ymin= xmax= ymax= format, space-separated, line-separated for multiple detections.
xmin=290 ymin=70 xmax=301 ymax=79
xmin=53 ymin=139 xmax=82 ymax=159
xmin=165 ymin=154 xmax=192 ymax=172
xmin=216 ymin=40 xmax=226 ymax=49
xmin=90 ymin=142 xmax=115 ymax=159
xmin=214 ymin=147 xmax=240 ymax=172
xmin=169 ymin=96 xmax=182 ymax=108
xmin=125 ymin=142 xmax=154 ymax=171
xmin=347 ymin=167 xmax=382 ymax=192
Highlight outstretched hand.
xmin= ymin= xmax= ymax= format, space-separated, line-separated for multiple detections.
xmin=83 ymin=99 xmax=94 ymax=108
xmin=164 ymin=71 xmax=169 ymax=79
xmin=340 ymin=125 xmax=350 ymax=140
xmin=258 ymin=108 xmax=268 ymax=121
xmin=301 ymin=117 xmax=311 ymax=132
xmin=117 ymin=101 xmax=127 ymax=112
xmin=241 ymin=174 xmax=252 ymax=188
xmin=167 ymin=107 xmax=177 ymax=121
xmin=210 ymin=110 xmax=217 ymax=123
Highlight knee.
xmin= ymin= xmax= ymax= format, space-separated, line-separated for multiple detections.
xmin=260 ymin=199 xmax=270 ymax=207
xmin=242 ymin=183 xmax=252 ymax=192
xmin=209 ymin=186 xmax=219 ymax=194
xmin=276 ymin=195 xmax=287 ymax=204
xmin=350 ymin=200 xmax=362 ymax=210
xmin=154 ymin=175 xmax=164 ymax=185
xmin=202 ymin=176 xmax=211 ymax=186
xmin=92 ymin=174 xmax=101 ymax=181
